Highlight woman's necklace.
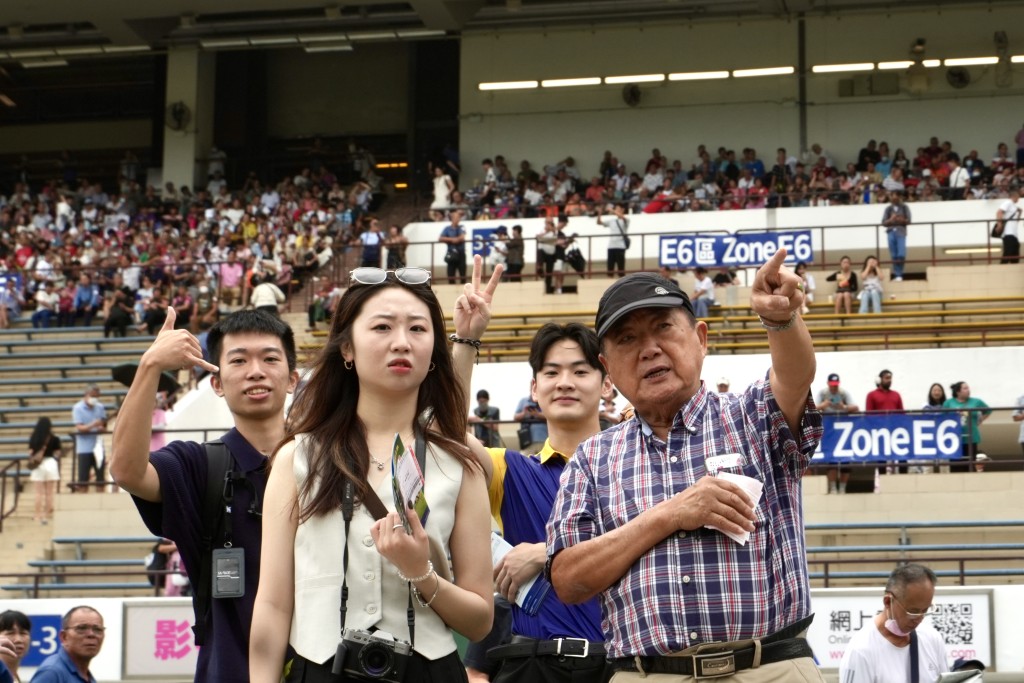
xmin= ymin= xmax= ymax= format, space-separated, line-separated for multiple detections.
xmin=369 ymin=433 xmax=416 ymax=471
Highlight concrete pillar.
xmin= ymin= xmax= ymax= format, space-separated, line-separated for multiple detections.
xmin=162 ymin=46 xmax=216 ymax=193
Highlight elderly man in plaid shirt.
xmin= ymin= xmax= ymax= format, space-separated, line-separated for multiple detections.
xmin=547 ymin=248 xmax=825 ymax=682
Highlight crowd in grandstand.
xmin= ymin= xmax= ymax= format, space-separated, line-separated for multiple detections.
xmin=0 ymin=151 xmax=387 ymax=329
xmin=429 ymin=136 xmax=1024 ymax=221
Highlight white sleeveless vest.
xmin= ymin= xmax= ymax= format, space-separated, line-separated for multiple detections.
xmin=289 ymin=433 xmax=463 ymax=663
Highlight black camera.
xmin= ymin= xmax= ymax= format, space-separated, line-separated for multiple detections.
xmin=331 ymin=629 xmax=411 ymax=682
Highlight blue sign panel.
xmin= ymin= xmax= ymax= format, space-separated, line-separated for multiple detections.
xmin=818 ymin=414 xmax=962 ymax=463
xmin=659 ymin=230 xmax=813 ymax=268
xmin=472 ymin=228 xmax=499 ymax=258
xmin=22 ymin=614 xmax=63 ymax=667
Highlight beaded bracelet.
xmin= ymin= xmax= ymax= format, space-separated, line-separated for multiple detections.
xmin=413 ymin=573 xmax=441 ymax=608
xmin=397 ymin=560 xmax=434 ymax=584
xmin=449 ymin=334 xmax=482 ymax=364
xmin=759 ymin=311 xmax=798 ymax=332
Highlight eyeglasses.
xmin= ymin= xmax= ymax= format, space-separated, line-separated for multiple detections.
xmin=890 ymin=594 xmax=938 ymax=619
xmin=67 ymin=625 xmax=106 ymax=635
xmin=350 ymin=267 xmax=431 ymax=286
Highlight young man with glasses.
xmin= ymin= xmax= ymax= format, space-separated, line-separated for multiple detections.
xmin=31 ymin=606 xmax=105 ymax=683
xmin=839 ymin=564 xmax=948 ymax=681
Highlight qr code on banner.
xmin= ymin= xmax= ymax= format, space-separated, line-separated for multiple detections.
xmin=931 ymin=603 xmax=974 ymax=644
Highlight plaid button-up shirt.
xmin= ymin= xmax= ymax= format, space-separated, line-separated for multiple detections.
xmin=547 ymin=377 xmax=823 ymax=658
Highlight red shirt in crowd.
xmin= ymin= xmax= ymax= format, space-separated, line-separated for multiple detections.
xmin=865 ymin=388 xmax=904 ymax=412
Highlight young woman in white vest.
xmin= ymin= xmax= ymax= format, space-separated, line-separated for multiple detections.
xmin=250 ymin=266 xmax=493 ymax=682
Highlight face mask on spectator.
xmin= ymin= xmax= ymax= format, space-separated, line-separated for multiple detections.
xmin=85 ymin=396 xmax=97 ymax=407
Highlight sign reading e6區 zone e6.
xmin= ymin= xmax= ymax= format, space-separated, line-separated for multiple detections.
xmin=659 ymin=230 xmax=813 ymax=269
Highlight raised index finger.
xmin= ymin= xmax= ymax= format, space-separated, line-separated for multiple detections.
xmin=471 ymin=254 xmax=483 ymax=293
xmin=761 ymin=247 xmax=788 ymax=275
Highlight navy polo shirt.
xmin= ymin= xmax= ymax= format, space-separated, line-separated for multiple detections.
xmin=131 ymin=428 xmax=266 ymax=683
xmin=29 ymin=647 xmax=96 ymax=682
xmin=487 ymin=441 xmax=604 ymax=642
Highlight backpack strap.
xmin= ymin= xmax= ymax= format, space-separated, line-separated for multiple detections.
xmin=191 ymin=440 xmax=232 ymax=645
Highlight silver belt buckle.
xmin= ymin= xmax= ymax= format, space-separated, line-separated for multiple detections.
xmin=692 ymin=645 xmax=736 ymax=679
xmin=555 ymin=637 xmax=590 ymax=658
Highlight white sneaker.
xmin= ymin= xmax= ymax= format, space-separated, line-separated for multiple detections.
xmin=893 ymin=276 xmax=903 ymax=282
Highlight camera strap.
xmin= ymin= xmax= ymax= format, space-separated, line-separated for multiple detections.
xmin=338 ymin=434 xmax=427 ymax=647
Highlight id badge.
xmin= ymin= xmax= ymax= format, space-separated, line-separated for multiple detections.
xmin=211 ymin=547 xmax=245 ymax=598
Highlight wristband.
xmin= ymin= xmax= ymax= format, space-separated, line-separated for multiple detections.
xmin=398 ymin=560 xmax=434 ymax=583
xmin=449 ymin=334 xmax=482 ymax=364
xmin=759 ymin=311 xmax=797 ymax=332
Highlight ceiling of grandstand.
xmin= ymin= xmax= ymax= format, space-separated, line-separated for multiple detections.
xmin=0 ymin=0 xmax=1011 ymax=53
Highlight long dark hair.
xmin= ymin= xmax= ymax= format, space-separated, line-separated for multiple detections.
xmin=926 ymin=383 xmax=946 ymax=407
xmin=285 ymin=276 xmax=474 ymax=521
xmin=28 ymin=417 xmax=52 ymax=452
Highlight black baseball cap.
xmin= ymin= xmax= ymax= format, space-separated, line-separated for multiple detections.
xmin=952 ymin=658 xmax=985 ymax=671
xmin=827 ymin=373 xmax=840 ymax=386
xmin=595 ymin=272 xmax=694 ymax=338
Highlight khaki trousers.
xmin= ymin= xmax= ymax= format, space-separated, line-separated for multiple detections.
xmin=609 ymin=656 xmax=824 ymax=682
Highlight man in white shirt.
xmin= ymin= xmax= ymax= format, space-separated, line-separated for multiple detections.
xmin=259 ymin=188 xmax=280 ymax=214
xmin=691 ymin=266 xmax=715 ymax=318
xmin=839 ymin=564 xmax=948 ymax=683
xmin=995 ymin=187 xmax=1021 ymax=264
xmin=947 ymin=156 xmax=970 ymax=200
xmin=597 ymin=203 xmax=630 ymax=278
xmin=31 ymin=281 xmax=59 ymax=328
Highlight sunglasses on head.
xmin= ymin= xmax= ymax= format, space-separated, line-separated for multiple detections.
xmin=350 ymin=267 xmax=431 ymax=286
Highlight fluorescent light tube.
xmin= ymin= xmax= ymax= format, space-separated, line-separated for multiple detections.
xmin=812 ymin=63 xmax=875 ymax=73
xmin=200 ymin=38 xmax=249 ymax=48
xmin=1012 ymin=55 xmax=1024 ymax=63
xmin=20 ymin=59 xmax=69 ymax=68
xmin=541 ymin=77 xmax=601 ymax=87
xmin=56 ymin=46 xmax=105 ymax=56
xmin=733 ymin=66 xmax=795 ymax=78
xmin=9 ymin=49 xmax=55 ymax=58
xmin=878 ymin=61 xmax=914 ymax=70
xmin=248 ymin=36 xmax=298 ymax=46
xmin=604 ymin=74 xmax=665 ymax=84
xmin=304 ymin=43 xmax=353 ymax=53
xmin=102 ymin=45 xmax=150 ymax=53
xmin=478 ymin=80 xmax=538 ymax=90
xmin=346 ymin=31 xmax=396 ymax=41
xmin=922 ymin=59 xmax=940 ymax=68
xmin=943 ymin=57 xmax=998 ymax=66
xmin=299 ymin=33 xmax=349 ymax=43
xmin=395 ymin=29 xmax=447 ymax=38
xmin=668 ymin=70 xmax=729 ymax=80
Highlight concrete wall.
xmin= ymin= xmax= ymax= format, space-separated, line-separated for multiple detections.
xmin=460 ymin=5 xmax=1024 ymax=186
xmin=265 ymin=43 xmax=411 ymax=137
xmin=0 ymin=120 xmax=152 ymax=154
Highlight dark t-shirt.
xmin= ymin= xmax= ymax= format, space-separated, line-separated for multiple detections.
xmin=131 ymin=428 xmax=267 ymax=683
